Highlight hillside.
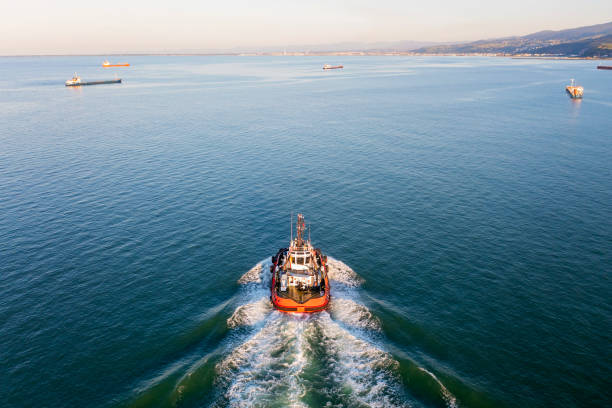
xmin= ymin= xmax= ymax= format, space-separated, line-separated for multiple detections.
xmin=416 ymin=21 xmax=612 ymax=57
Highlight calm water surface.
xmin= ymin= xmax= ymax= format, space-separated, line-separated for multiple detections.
xmin=1 ymin=56 xmax=611 ymax=408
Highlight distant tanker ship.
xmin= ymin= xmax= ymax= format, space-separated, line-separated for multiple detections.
xmin=103 ymin=60 xmax=130 ymax=67
xmin=323 ymin=64 xmax=343 ymax=70
xmin=65 ymin=73 xmax=121 ymax=87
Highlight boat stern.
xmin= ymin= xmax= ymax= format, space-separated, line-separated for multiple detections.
xmin=271 ymin=292 xmax=330 ymax=313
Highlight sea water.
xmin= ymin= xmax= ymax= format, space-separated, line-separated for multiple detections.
xmin=1 ymin=56 xmax=611 ymax=407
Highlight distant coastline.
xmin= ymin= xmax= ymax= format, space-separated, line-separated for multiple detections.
xmin=2 ymin=52 xmax=611 ymax=60
xmin=3 ymin=20 xmax=611 ymax=59
xmin=4 ymin=21 xmax=611 ymax=59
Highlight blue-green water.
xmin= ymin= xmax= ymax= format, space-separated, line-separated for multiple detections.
xmin=1 ymin=56 xmax=611 ymax=408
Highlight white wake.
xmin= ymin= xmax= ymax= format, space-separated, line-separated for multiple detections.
xmin=217 ymin=257 xmax=457 ymax=408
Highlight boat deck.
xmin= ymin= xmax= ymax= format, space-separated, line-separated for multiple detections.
xmin=276 ymin=286 xmax=326 ymax=304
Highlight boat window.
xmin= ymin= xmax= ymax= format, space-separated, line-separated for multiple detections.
xmin=297 ymin=257 xmax=304 ymax=265
xmin=305 ymin=256 xmax=311 ymax=264
xmin=291 ymin=256 xmax=296 ymax=264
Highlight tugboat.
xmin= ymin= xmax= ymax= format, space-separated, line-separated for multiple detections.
xmin=270 ymin=214 xmax=330 ymax=313
xmin=566 ymin=78 xmax=584 ymax=99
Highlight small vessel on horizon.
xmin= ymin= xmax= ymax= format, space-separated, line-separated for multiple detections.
xmin=270 ymin=214 xmax=330 ymax=313
xmin=65 ymin=73 xmax=121 ymax=87
xmin=323 ymin=64 xmax=343 ymax=70
xmin=102 ymin=60 xmax=130 ymax=67
xmin=566 ymin=79 xmax=583 ymax=99
xmin=597 ymin=65 xmax=612 ymax=70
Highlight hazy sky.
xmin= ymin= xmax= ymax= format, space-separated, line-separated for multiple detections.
xmin=2 ymin=0 xmax=611 ymax=54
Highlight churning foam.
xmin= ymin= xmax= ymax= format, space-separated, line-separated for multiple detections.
xmin=326 ymin=258 xmax=364 ymax=287
xmin=216 ymin=315 xmax=309 ymax=408
xmin=237 ymin=263 xmax=264 ymax=285
xmin=226 ymin=297 xmax=272 ymax=329
xmin=315 ymin=312 xmax=408 ymax=408
xmin=217 ymin=310 xmax=407 ymax=407
xmin=328 ymin=297 xmax=381 ymax=331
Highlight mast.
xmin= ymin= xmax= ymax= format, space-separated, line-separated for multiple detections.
xmin=290 ymin=212 xmax=293 ymax=245
xmin=296 ymin=213 xmax=306 ymax=247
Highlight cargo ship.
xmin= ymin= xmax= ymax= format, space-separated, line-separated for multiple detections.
xmin=270 ymin=214 xmax=330 ymax=313
xmin=323 ymin=64 xmax=343 ymax=70
xmin=103 ymin=60 xmax=130 ymax=67
xmin=597 ymin=65 xmax=612 ymax=70
xmin=65 ymin=73 xmax=121 ymax=87
xmin=566 ymin=79 xmax=583 ymax=99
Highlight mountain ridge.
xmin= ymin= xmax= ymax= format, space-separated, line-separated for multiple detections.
xmin=415 ymin=21 xmax=612 ymax=57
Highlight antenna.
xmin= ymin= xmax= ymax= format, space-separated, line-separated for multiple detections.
xmin=308 ymin=222 xmax=311 ymax=243
xmin=290 ymin=211 xmax=293 ymax=244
